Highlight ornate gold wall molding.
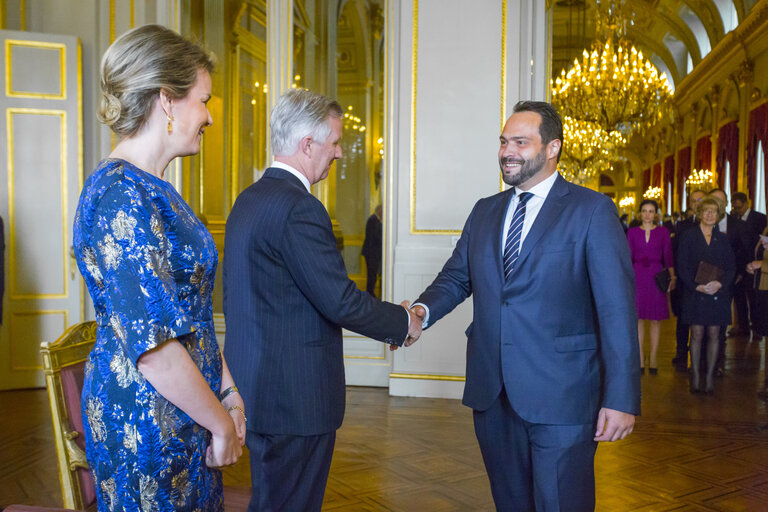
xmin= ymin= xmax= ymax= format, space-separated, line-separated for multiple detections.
xmin=674 ymin=1 xmax=768 ymax=111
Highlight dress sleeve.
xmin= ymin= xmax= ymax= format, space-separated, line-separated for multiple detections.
xmin=88 ymin=180 xmax=194 ymax=364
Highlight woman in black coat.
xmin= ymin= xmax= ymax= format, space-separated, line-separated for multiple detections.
xmin=677 ymin=195 xmax=736 ymax=394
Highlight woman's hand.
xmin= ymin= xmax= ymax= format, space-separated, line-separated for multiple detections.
xmin=222 ymin=393 xmax=247 ymax=446
xmin=667 ymin=277 xmax=676 ymax=292
xmin=206 ymin=415 xmax=242 ymax=468
xmin=698 ymin=281 xmax=721 ymax=295
xmin=747 ymin=260 xmax=763 ymax=274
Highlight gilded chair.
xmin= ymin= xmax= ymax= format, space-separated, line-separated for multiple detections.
xmin=39 ymin=321 xmax=252 ymax=511
xmin=40 ymin=321 xmax=98 ymax=511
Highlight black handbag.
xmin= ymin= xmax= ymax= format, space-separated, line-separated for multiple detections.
xmin=654 ymin=269 xmax=671 ymax=293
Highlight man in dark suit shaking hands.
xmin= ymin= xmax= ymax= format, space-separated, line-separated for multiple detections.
xmin=411 ymin=101 xmax=640 ymax=511
xmin=223 ymin=89 xmax=422 ymax=511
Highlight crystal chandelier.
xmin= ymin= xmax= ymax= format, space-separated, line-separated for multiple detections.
xmin=619 ymin=195 xmax=635 ymax=208
xmin=643 ymin=186 xmax=663 ymax=201
xmin=558 ymin=116 xmax=626 ymax=184
xmin=685 ymin=169 xmax=715 ymax=189
xmin=552 ymin=0 xmax=673 ymax=179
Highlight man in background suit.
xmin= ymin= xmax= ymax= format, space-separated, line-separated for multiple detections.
xmin=671 ymin=188 xmax=705 ymax=371
xmin=223 ymin=89 xmax=422 ymax=511
xmin=731 ymin=191 xmax=767 ymax=333
xmin=710 ymin=189 xmax=747 ymax=373
xmin=411 ymin=101 xmax=640 ymax=511
xmin=361 ymin=204 xmax=383 ymax=296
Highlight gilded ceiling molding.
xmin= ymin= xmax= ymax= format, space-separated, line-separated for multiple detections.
xmin=680 ymin=0 xmax=725 ymax=46
xmin=673 ymin=2 xmax=767 ymax=110
xmin=652 ymin=5 xmax=703 ymax=64
xmin=734 ymin=0 xmax=748 ymax=23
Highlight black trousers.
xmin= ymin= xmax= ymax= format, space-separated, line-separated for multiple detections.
xmin=363 ymin=255 xmax=381 ymax=296
xmin=246 ymin=430 xmax=336 ymax=512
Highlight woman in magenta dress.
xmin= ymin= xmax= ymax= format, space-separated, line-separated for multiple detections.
xmin=627 ymin=200 xmax=675 ymax=374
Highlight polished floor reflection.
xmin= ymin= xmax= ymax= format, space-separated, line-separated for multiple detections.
xmin=1 ymin=319 xmax=767 ymax=511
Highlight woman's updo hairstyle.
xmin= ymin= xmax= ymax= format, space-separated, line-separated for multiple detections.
xmin=98 ymin=24 xmax=215 ymax=137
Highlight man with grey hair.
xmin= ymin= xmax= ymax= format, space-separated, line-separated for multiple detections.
xmin=223 ymin=89 xmax=422 ymax=511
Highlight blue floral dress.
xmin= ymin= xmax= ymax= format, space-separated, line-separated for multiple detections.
xmin=73 ymin=159 xmax=223 ymax=511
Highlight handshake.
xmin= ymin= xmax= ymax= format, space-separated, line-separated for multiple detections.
xmin=392 ymin=300 xmax=426 ymax=351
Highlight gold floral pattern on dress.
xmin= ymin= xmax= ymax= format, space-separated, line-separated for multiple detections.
xmin=109 ymin=350 xmax=141 ymax=388
xmin=110 ymin=314 xmax=127 ymax=343
xmin=139 ymin=474 xmax=159 ymax=512
xmin=150 ymin=214 xmax=168 ymax=252
xmin=147 ymin=323 xmax=177 ymax=349
xmin=111 ymin=210 xmax=138 ymax=241
xmin=81 ymin=247 xmax=103 ymax=287
xmin=86 ymin=397 xmax=107 ymax=443
xmin=147 ymin=248 xmax=173 ymax=288
xmin=98 ymin=234 xmax=123 ymax=270
xmin=153 ymin=395 xmax=181 ymax=442
xmin=105 ymin=163 xmax=123 ymax=176
xmin=123 ymin=422 xmax=142 ymax=455
xmin=101 ymin=476 xmax=117 ymax=512
xmin=172 ymin=469 xmax=191 ymax=507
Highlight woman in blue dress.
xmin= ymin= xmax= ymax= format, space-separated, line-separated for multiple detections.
xmin=73 ymin=25 xmax=244 ymax=510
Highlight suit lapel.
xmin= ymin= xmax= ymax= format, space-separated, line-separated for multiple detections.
xmin=507 ymin=175 xmax=570 ymax=279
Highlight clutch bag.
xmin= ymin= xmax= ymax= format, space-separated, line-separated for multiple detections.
xmin=694 ymin=261 xmax=724 ymax=285
xmin=654 ymin=269 xmax=671 ymax=293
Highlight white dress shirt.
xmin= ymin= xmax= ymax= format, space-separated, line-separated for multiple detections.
xmin=271 ymin=161 xmax=311 ymax=193
xmin=500 ymin=171 xmax=559 ymax=258
xmin=741 ymin=208 xmax=752 ymax=222
xmin=718 ymin=216 xmax=727 ymax=234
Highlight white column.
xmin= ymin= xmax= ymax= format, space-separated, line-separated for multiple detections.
xmin=267 ymin=0 xmax=293 ymax=159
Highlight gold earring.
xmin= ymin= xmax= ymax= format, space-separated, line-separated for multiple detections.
xmin=167 ymin=116 xmax=173 ymax=134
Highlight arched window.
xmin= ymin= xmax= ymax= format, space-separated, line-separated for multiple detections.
xmin=712 ymin=0 xmax=739 ymax=33
xmin=679 ymin=5 xmax=711 ymax=58
xmin=756 ymin=141 xmax=766 ymax=214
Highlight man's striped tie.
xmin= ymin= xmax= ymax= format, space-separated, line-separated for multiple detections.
xmin=503 ymin=192 xmax=532 ymax=279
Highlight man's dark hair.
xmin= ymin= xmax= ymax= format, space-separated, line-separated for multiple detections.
xmin=732 ymin=191 xmax=748 ymax=203
xmin=512 ymin=101 xmax=564 ymax=162
xmin=709 ymin=187 xmax=726 ymax=198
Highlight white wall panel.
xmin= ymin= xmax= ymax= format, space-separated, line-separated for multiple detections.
xmin=387 ymin=0 xmax=548 ymax=399
xmin=412 ymin=0 xmax=503 ymax=232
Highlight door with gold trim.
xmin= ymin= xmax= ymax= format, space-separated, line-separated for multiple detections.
xmin=0 ymin=30 xmax=83 ymax=389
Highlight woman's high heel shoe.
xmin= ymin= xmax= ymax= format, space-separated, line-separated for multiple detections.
xmin=689 ymin=373 xmax=701 ymax=394
xmin=705 ymin=374 xmax=715 ymax=395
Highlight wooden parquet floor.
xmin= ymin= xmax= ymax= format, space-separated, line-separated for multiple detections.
xmin=2 ymin=319 xmax=767 ymax=511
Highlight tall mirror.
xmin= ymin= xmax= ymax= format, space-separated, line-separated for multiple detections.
xmin=335 ymin=0 xmax=385 ymax=297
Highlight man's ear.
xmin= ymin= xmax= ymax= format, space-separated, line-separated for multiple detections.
xmin=547 ymin=139 xmax=562 ymax=160
xmin=300 ymin=136 xmax=313 ymax=156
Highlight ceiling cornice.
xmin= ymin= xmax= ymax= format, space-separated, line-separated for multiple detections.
xmin=674 ymin=0 xmax=768 ymax=109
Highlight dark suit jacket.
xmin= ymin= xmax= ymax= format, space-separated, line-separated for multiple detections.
xmin=676 ymin=226 xmax=736 ymax=325
xmin=741 ymin=210 xmax=767 ymax=254
xmin=717 ymin=216 xmax=748 ymax=271
xmin=416 ymin=174 xmax=640 ymax=425
xmin=361 ymin=213 xmax=382 ymax=262
xmin=223 ymin=168 xmax=409 ymax=436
